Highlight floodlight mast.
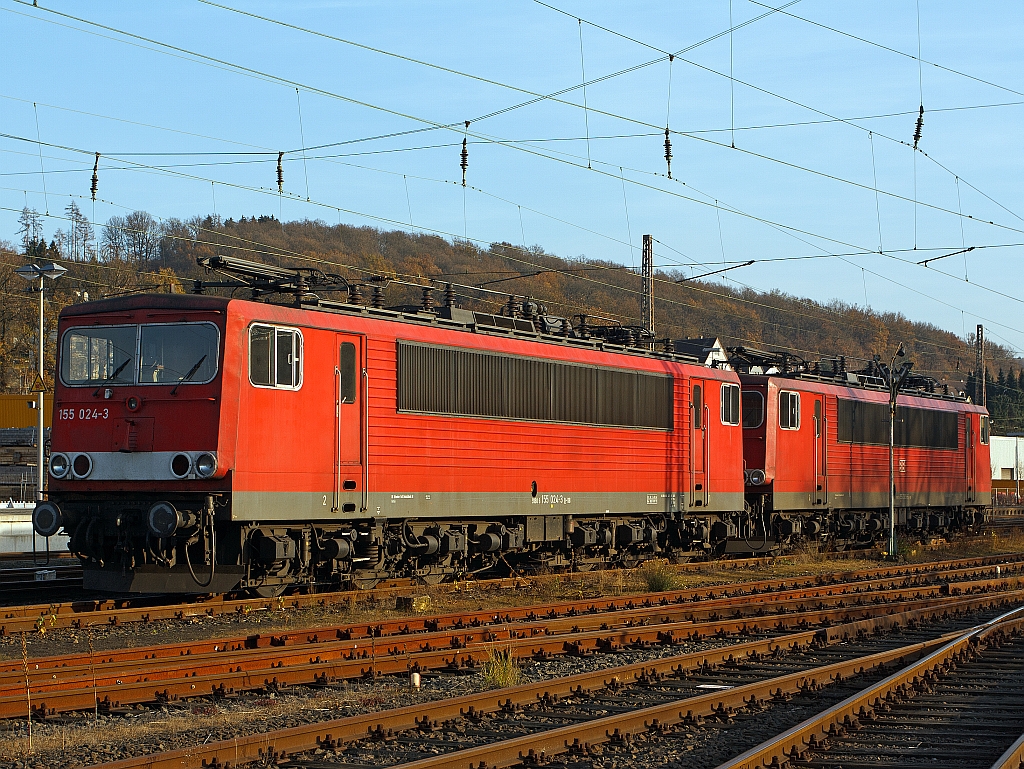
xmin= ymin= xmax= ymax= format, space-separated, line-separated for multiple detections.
xmin=15 ymin=263 xmax=66 ymax=503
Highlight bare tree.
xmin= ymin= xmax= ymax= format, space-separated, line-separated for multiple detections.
xmin=16 ymin=208 xmax=43 ymax=254
xmin=123 ymin=210 xmax=160 ymax=263
xmin=102 ymin=215 xmax=128 ymax=261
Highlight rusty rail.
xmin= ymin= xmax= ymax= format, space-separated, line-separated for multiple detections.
xmin=7 ymin=588 xmax=1011 ymax=719
xmin=716 ymin=603 xmax=1024 ymax=769
xmin=2 ymin=551 xmax=1018 ymax=636
xmin=88 ymin=595 xmax=1011 ymax=769
xmin=991 ymin=733 xmax=1024 ymax=769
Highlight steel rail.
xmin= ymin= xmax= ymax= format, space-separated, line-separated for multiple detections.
xmin=89 ymin=598 xmax=1003 ymax=769
xmin=1 ymin=552 xmax=1017 ymax=636
xmin=6 ymin=589 xmax=1020 ymax=720
xmin=4 ymin=580 xmax=1020 ymax=719
xmin=5 ymin=562 xmax=1017 ymax=682
xmin=991 ymin=732 xmax=1024 ymax=769
xmin=351 ymin=638 xmax=959 ymax=769
xmin=715 ymin=603 xmax=1024 ymax=769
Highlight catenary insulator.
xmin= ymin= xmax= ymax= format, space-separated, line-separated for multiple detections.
xmin=664 ymin=128 xmax=673 ymax=180
xmin=912 ymin=105 xmax=924 ymax=150
xmin=90 ymin=153 xmax=100 ymax=201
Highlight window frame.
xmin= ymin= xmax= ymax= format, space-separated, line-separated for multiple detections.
xmin=741 ymin=390 xmax=765 ymax=429
xmin=136 ymin=322 xmax=221 ymax=387
xmin=59 ymin=321 xmax=220 ymax=388
xmin=779 ymin=390 xmax=800 ymax=430
xmin=720 ymin=383 xmax=740 ymax=426
xmin=248 ymin=323 xmax=304 ymax=391
xmin=981 ymin=415 xmax=990 ymax=445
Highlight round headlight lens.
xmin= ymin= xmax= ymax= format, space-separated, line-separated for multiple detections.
xmin=49 ymin=453 xmax=70 ymax=479
xmin=170 ymin=453 xmax=192 ymax=478
xmin=748 ymin=469 xmax=766 ymax=485
xmin=72 ymin=453 xmax=93 ymax=479
xmin=195 ymin=453 xmax=216 ymax=478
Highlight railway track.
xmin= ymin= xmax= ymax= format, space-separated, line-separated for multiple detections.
xmin=0 ymin=562 xmax=82 ymax=600
xmin=5 ymin=575 xmax=1021 ymax=720
xmin=721 ymin=606 xmax=1024 ymax=769
xmin=0 ymin=550 xmax=1017 ymax=637
xmin=82 ymin=595 xmax=1024 ymax=769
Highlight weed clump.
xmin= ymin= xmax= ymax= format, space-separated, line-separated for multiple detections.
xmin=638 ymin=560 xmax=679 ymax=592
xmin=482 ymin=643 xmax=522 ymax=689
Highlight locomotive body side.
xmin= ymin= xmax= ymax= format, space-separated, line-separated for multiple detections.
xmin=741 ymin=374 xmax=990 ymax=545
xmin=227 ymin=300 xmax=745 ymax=521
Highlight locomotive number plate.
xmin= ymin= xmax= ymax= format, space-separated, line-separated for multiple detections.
xmin=58 ymin=408 xmax=109 ymax=421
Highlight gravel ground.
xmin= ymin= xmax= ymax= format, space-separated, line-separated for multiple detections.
xmin=0 ymin=605 xmax=1007 ymax=769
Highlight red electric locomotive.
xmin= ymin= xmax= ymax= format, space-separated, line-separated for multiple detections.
xmin=33 ymin=256 xmax=747 ymax=594
xmin=733 ymin=351 xmax=990 ymax=548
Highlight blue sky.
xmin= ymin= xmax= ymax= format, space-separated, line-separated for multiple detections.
xmin=1 ymin=1 xmax=1022 ymax=352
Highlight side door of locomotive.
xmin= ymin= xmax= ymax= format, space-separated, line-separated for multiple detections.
xmin=689 ymin=380 xmax=709 ymax=508
xmin=812 ymin=396 xmax=827 ymax=505
xmin=333 ymin=335 xmax=365 ymax=513
xmin=965 ymin=413 xmax=977 ymax=504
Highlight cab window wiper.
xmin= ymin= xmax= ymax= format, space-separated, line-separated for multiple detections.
xmin=92 ymin=358 xmax=132 ymax=396
xmin=170 ymin=354 xmax=207 ymax=395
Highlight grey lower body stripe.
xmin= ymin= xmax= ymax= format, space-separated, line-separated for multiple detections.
xmin=229 ymin=490 xmax=746 ymax=522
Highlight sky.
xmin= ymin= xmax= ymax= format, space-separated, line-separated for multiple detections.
xmin=1 ymin=1 xmax=1023 ymax=353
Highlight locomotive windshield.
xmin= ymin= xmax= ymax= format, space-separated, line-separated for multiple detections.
xmin=61 ymin=322 xmax=219 ymax=386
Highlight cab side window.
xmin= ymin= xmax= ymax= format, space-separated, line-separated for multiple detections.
xmin=779 ymin=391 xmax=800 ymax=430
xmin=249 ymin=324 xmax=303 ymax=389
xmin=721 ymin=384 xmax=740 ymax=425
xmin=981 ymin=415 xmax=990 ymax=444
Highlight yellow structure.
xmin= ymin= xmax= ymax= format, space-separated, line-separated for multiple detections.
xmin=0 ymin=393 xmax=53 ymax=429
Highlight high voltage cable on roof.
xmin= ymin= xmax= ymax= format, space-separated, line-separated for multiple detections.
xmin=9 ymin=1 xmax=1020 ymax=241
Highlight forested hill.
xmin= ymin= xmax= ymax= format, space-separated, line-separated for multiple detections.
xmin=3 ymin=210 xmax=1023 ymax=431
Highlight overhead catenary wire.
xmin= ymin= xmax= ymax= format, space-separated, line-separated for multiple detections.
xmin=7 ymin=127 xmax=1024 ymax=332
xmin=4 ymin=9 xmax=1019 ymax=342
xmin=8 ymin=0 xmax=1021 ymax=246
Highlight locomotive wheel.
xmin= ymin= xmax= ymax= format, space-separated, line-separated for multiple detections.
xmin=350 ymin=571 xmax=382 ymax=589
xmin=253 ymin=582 xmax=288 ymax=598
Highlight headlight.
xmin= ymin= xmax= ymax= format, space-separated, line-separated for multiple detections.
xmin=747 ymin=469 xmax=766 ymax=485
xmin=170 ymin=453 xmax=192 ymax=478
xmin=148 ymin=502 xmax=182 ymax=538
xmin=49 ymin=453 xmax=70 ymax=479
xmin=72 ymin=453 xmax=93 ymax=479
xmin=33 ymin=501 xmax=63 ymax=537
xmin=195 ymin=453 xmax=217 ymax=478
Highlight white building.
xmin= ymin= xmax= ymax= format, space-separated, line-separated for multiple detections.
xmin=991 ymin=436 xmax=1024 ymax=505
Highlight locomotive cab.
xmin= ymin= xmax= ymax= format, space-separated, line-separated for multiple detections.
xmin=38 ymin=294 xmax=238 ymax=592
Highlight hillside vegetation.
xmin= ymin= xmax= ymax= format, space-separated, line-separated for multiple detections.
xmin=3 ymin=208 xmax=1022 ymax=432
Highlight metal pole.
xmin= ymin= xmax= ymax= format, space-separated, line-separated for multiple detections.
xmin=37 ymin=277 xmax=44 ymax=502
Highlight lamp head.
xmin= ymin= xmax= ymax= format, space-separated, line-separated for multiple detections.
xmin=15 ymin=262 xmax=66 ymax=283
xmin=895 ymin=343 xmax=906 ymax=358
